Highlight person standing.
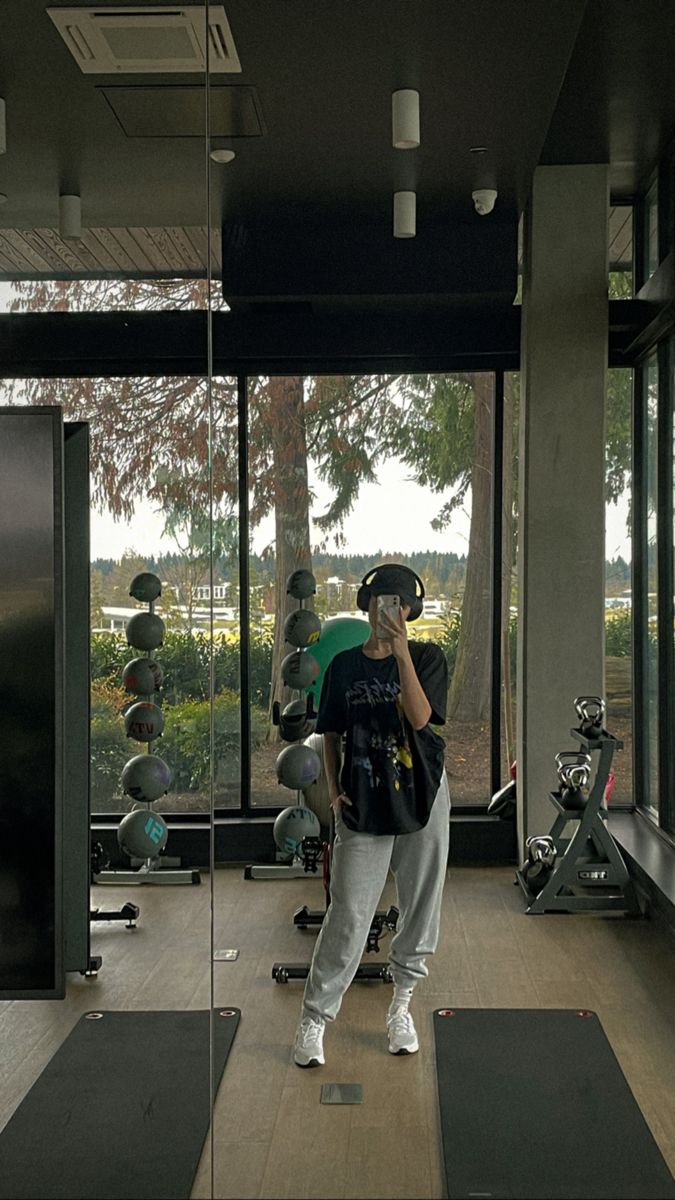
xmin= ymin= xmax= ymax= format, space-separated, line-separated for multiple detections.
xmin=293 ymin=562 xmax=450 ymax=1067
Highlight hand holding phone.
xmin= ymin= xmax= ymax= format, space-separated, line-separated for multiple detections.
xmin=376 ymin=593 xmax=401 ymax=640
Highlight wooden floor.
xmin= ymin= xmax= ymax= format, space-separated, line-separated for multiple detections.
xmin=1 ymin=865 xmax=675 ymax=1199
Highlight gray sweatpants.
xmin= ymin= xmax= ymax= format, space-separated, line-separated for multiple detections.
xmin=302 ymin=771 xmax=451 ymax=1021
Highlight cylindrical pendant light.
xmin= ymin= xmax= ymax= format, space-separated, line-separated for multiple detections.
xmin=59 ymin=194 xmax=81 ymax=240
xmin=392 ymin=89 xmax=420 ymax=149
xmin=393 ymin=190 xmax=416 ymax=238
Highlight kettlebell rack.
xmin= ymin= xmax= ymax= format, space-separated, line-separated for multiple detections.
xmin=516 ymin=709 xmax=642 ymax=916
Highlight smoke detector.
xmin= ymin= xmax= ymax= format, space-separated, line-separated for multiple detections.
xmin=47 ymin=6 xmax=241 ymax=74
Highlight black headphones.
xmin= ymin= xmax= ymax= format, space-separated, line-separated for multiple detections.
xmin=356 ymin=563 xmax=425 ymax=622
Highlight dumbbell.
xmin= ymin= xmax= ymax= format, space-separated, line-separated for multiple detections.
xmin=574 ymin=695 xmax=606 ymax=741
xmin=522 ymin=835 xmax=557 ymax=895
xmin=555 ymin=751 xmax=592 ymax=810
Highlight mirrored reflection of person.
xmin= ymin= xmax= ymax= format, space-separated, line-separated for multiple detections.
xmin=293 ymin=563 xmax=450 ymax=1067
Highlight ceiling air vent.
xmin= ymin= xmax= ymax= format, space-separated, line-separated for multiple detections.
xmin=47 ymin=6 xmax=241 ymax=74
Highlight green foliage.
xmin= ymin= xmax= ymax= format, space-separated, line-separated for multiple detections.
xmin=91 ymin=627 xmax=274 ymax=708
xmin=160 ymin=691 xmax=267 ymax=791
xmin=89 ymin=673 xmax=268 ymax=807
xmin=90 ymin=679 xmax=130 ymax=809
xmin=433 ymin=611 xmax=462 ymax=676
xmin=605 ymin=608 xmax=633 ymax=656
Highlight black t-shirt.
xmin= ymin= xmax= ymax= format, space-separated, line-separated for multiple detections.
xmin=315 ymin=641 xmax=448 ymax=835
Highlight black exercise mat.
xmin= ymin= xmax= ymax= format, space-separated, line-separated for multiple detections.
xmin=0 ymin=1007 xmax=240 ymax=1200
xmin=434 ymin=1008 xmax=675 ymax=1200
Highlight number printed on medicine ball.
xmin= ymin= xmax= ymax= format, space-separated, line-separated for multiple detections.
xmin=122 ymin=657 xmax=164 ymax=695
xmin=121 ymin=754 xmax=172 ymax=802
xmin=283 ymin=608 xmax=322 ymax=648
xmin=281 ymin=650 xmax=320 ymax=690
xmin=129 ymin=572 xmax=162 ymax=603
xmin=126 ymin=611 xmax=165 ymax=652
xmin=124 ymin=701 xmax=165 ymax=742
xmin=272 ymin=805 xmax=321 ymax=856
xmin=286 ymin=569 xmax=316 ymax=600
xmin=117 ymin=808 xmax=168 ymax=858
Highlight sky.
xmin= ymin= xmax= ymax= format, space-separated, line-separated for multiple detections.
xmin=90 ymin=455 xmax=632 ymax=563
xmin=91 ymin=456 xmax=475 ymax=560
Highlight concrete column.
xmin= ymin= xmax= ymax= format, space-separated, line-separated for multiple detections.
xmin=517 ymin=164 xmax=609 ymax=850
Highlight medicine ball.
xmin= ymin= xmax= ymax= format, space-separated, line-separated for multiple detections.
xmin=283 ymin=608 xmax=321 ymax=648
xmin=286 ymin=569 xmax=316 ymax=600
xmin=281 ymin=649 xmax=320 ymax=690
xmin=126 ymin=611 xmax=165 ymax=652
xmin=117 ymin=807 xmax=169 ymax=859
xmin=301 ymin=733 xmax=331 ymax=828
xmin=129 ymin=572 xmax=162 ymax=603
xmin=121 ymin=754 xmax=172 ymax=803
xmin=279 ymin=699 xmax=316 ymax=742
xmin=122 ymin=657 xmax=164 ymax=695
xmin=273 ymin=805 xmax=321 ymax=857
xmin=276 ymin=743 xmax=321 ymax=790
xmin=124 ymin=701 xmax=165 ymax=743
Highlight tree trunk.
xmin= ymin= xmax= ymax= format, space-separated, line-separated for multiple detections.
xmin=447 ymin=374 xmax=493 ymax=721
xmin=267 ymin=377 xmax=313 ymax=739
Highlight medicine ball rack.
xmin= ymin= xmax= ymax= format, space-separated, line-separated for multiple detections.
xmin=516 ymin=717 xmax=642 ymax=916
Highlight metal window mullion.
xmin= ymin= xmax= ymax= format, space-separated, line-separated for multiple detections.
xmin=238 ymin=374 xmax=252 ymax=816
xmin=632 ymin=361 xmax=648 ymax=810
xmin=657 ymin=341 xmax=675 ymax=832
xmin=491 ymin=371 xmax=504 ymax=794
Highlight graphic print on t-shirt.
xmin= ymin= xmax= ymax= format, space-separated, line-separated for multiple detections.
xmin=347 ymin=680 xmax=413 ymax=794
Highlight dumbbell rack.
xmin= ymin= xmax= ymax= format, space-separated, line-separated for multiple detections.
xmin=516 ymin=727 xmax=642 ymax=916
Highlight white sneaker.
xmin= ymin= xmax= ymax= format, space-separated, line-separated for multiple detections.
xmin=294 ymin=1013 xmax=326 ymax=1067
xmin=386 ymin=1003 xmax=419 ymax=1055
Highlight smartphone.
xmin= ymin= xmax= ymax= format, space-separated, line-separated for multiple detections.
xmin=376 ymin=593 xmax=401 ymax=639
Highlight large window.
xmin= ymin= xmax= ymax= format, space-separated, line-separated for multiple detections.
xmin=245 ymin=373 xmax=495 ymax=810
xmin=644 ymin=177 xmax=660 ymax=283
xmin=643 ymin=354 xmax=660 ymax=818
xmin=605 ymin=368 xmax=633 ymax=804
xmin=500 ymin=372 xmax=519 ymax=783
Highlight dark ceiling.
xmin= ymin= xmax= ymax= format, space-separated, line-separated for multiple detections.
xmin=0 ymin=1 xmax=674 ymax=301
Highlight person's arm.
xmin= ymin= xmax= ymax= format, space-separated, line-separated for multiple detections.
xmin=396 ymin=651 xmax=433 ymax=730
xmin=323 ymin=731 xmax=352 ymax=811
xmin=379 ymin=607 xmax=433 ymax=730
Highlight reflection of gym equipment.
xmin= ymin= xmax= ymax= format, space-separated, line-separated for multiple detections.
xmin=94 ymin=572 xmax=200 ymax=888
xmin=89 ymin=842 xmax=139 ymax=946
xmin=516 ymin=696 xmax=642 ymax=915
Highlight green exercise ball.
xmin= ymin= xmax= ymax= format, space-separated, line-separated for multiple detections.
xmin=283 ymin=608 xmax=322 ymax=648
xmin=273 ymin=805 xmax=321 ymax=857
xmin=122 ymin=657 xmax=163 ymax=695
xmin=124 ymin=701 xmax=164 ymax=742
xmin=304 ymin=616 xmax=369 ymax=704
xmin=121 ymin=754 xmax=172 ymax=803
xmin=129 ymin=572 xmax=162 ymax=603
xmin=126 ymin=611 xmax=165 ymax=652
xmin=281 ymin=649 xmax=320 ymax=690
xmin=117 ymin=807 xmax=168 ymax=859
